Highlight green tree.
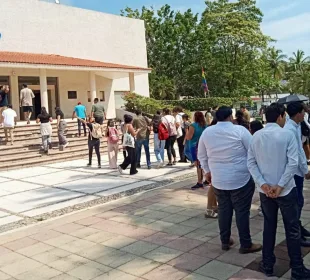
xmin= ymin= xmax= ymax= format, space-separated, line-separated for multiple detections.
xmin=289 ymin=50 xmax=310 ymax=72
xmin=267 ymin=47 xmax=287 ymax=80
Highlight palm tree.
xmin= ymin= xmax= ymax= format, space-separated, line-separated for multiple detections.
xmin=289 ymin=49 xmax=310 ymax=72
xmin=267 ymin=47 xmax=287 ymax=80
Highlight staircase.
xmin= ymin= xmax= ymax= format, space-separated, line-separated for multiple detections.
xmin=0 ymin=120 xmax=121 ymax=171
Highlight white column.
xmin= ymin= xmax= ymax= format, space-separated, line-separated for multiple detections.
xmin=40 ymin=69 xmax=48 ymax=112
xmin=104 ymin=79 xmax=116 ymax=119
xmin=129 ymin=72 xmax=135 ymax=93
xmin=10 ymin=74 xmax=20 ymax=120
xmin=89 ymin=72 xmax=97 ymax=103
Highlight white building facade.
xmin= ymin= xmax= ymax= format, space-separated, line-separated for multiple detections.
xmin=0 ymin=0 xmax=150 ymax=120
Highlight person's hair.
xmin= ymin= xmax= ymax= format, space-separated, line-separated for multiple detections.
xmin=210 ymin=119 xmax=218 ymax=126
xmin=78 ymin=102 xmax=81 ymax=105
xmin=156 ymin=110 xmax=161 ymax=115
xmin=0 ymin=85 xmax=2 ymax=90
xmin=135 ymin=109 xmax=142 ymax=116
xmin=40 ymin=107 xmax=48 ymax=116
xmin=216 ymin=106 xmax=232 ymax=121
xmin=23 ymin=84 xmax=28 ymax=88
xmin=287 ymin=102 xmax=304 ymax=118
xmin=235 ymin=110 xmax=245 ymax=123
xmin=7 ymin=104 xmax=12 ymax=109
xmin=194 ymin=111 xmax=206 ymax=127
xmin=207 ymin=107 xmax=212 ymax=113
xmin=182 ymin=114 xmax=189 ymax=121
xmin=55 ymin=107 xmax=63 ymax=117
xmin=173 ymin=106 xmax=183 ymax=113
xmin=250 ymin=120 xmax=264 ymax=135
xmin=94 ymin=98 xmax=99 ymax=103
xmin=124 ymin=114 xmax=133 ymax=124
xmin=265 ymin=103 xmax=286 ymax=123
xmin=212 ymin=106 xmax=218 ymax=110
xmin=240 ymin=105 xmax=246 ymax=110
xmin=163 ymin=108 xmax=171 ymax=115
xmin=107 ymin=119 xmax=115 ymax=127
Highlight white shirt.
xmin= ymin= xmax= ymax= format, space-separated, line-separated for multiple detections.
xmin=198 ymin=121 xmax=252 ymax=190
xmin=162 ymin=115 xmax=175 ymax=125
xmin=284 ymin=119 xmax=308 ymax=177
xmin=247 ymin=123 xmax=298 ymax=197
xmin=175 ymin=114 xmax=183 ymax=137
xmin=2 ymin=108 xmax=17 ymax=128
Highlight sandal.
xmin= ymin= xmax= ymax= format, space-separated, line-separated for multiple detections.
xmin=166 ymin=163 xmax=173 ymax=166
xmin=205 ymin=209 xmax=218 ymax=219
xmin=172 ymin=161 xmax=177 ymax=165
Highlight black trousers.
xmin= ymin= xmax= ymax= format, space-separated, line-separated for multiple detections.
xmin=260 ymin=188 xmax=303 ymax=269
xmin=165 ymin=136 xmax=177 ymax=162
xmin=120 ymin=146 xmax=137 ymax=175
xmin=94 ymin=116 xmax=104 ymax=125
xmin=214 ymin=178 xmax=255 ymax=248
xmin=88 ymin=139 xmax=101 ymax=165
xmin=77 ymin=119 xmax=86 ymax=136
xmin=177 ymin=128 xmax=186 ymax=161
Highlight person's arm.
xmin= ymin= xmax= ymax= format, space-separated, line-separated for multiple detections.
xmin=185 ymin=125 xmax=195 ymax=141
xmin=127 ymin=124 xmax=140 ymax=137
xmin=91 ymin=105 xmax=95 ymax=118
xmin=197 ymin=133 xmax=210 ymax=174
xmin=175 ymin=115 xmax=181 ymax=129
xmin=278 ymin=133 xmax=299 ymax=188
xmin=247 ymin=141 xmax=267 ymax=188
xmin=304 ymin=113 xmax=310 ymax=129
xmin=57 ymin=115 xmax=60 ymax=128
xmin=241 ymin=127 xmax=252 ymax=150
xmin=19 ymin=91 xmax=23 ymax=107
xmin=84 ymin=108 xmax=87 ymax=119
xmin=72 ymin=110 xmax=76 ymax=120
xmin=76 ymin=117 xmax=87 ymax=124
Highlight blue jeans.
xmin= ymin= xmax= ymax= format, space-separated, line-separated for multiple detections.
xmin=135 ymin=138 xmax=151 ymax=167
xmin=294 ymin=175 xmax=304 ymax=219
xmin=154 ymin=133 xmax=165 ymax=163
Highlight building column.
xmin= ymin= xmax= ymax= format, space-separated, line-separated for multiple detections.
xmin=129 ymin=72 xmax=135 ymax=93
xmin=40 ymin=69 xmax=48 ymax=112
xmin=89 ymin=72 xmax=97 ymax=103
xmin=104 ymin=79 xmax=115 ymax=119
xmin=10 ymin=74 xmax=20 ymax=120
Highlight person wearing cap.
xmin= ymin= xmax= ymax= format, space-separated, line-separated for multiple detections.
xmin=72 ymin=102 xmax=87 ymax=137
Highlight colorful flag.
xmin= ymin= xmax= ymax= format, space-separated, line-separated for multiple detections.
xmin=202 ymin=68 xmax=209 ymax=93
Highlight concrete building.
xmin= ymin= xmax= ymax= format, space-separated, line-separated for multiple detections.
xmin=0 ymin=0 xmax=150 ymax=120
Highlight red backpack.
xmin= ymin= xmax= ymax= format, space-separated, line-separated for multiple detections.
xmin=158 ymin=122 xmax=169 ymax=140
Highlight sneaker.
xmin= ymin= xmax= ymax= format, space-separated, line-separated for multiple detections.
xmin=172 ymin=161 xmax=177 ymax=165
xmin=166 ymin=163 xmax=173 ymax=166
xmin=191 ymin=183 xmax=204 ymax=190
xmin=239 ymin=243 xmax=262 ymax=254
xmin=130 ymin=170 xmax=138 ymax=175
xmin=222 ymin=238 xmax=234 ymax=251
xmin=148 ymin=166 xmax=151 ymax=170
xmin=291 ymin=266 xmax=310 ymax=280
xmin=87 ymin=163 xmax=91 ymax=167
xmin=64 ymin=142 xmax=69 ymax=148
xmin=27 ymin=120 xmax=30 ymax=125
xmin=48 ymin=143 xmax=53 ymax=150
xmin=156 ymin=162 xmax=163 ymax=169
xmin=118 ymin=165 xmax=124 ymax=174
xmin=98 ymin=165 xmax=101 ymax=169
xmin=259 ymin=261 xmax=274 ymax=277
xmin=205 ymin=209 xmax=218 ymax=219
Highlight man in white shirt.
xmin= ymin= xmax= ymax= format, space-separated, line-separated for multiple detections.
xmin=285 ymin=102 xmax=310 ymax=246
xmin=173 ymin=107 xmax=186 ymax=162
xmin=20 ymin=84 xmax=34 ymax=125
xmin=198 ymin=106 xmax=262 ymax=254
xmin=2 ymin=105 xmax=17 ymax=145
xmin=248 ymin=103 xmax=310 ymax=279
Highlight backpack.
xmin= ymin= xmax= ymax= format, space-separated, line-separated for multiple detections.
xmin=301 ymin=121 xmax=310 ymax=137
xmin=158 ymin=122 xmax=169 ymax=140
xmin=164 ymin=117 xmax=177 ymax=137
xmin=108 ymin=127 xmax=119 ymax=144
xmin=152 ymin=115 xmax=161 ymax=133
xmin=91 ymin=123 xmax=103 ymax=139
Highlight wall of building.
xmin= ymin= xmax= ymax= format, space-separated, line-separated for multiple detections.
xmin=0 ymin=0 xmax=150 ymax=97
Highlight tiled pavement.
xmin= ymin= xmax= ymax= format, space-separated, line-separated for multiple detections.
xmin=1 ymin=177 xmax=310 ymax=279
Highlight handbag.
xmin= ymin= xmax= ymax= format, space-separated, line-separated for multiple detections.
xmin=123 ymin=129 xmax=135 ymax=148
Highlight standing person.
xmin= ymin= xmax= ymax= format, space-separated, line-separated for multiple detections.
xmin=120 ymin=119 xmax=127 ymax=160
xmin=198 ymin=106 xmax=262 ymax=253
xmin=248 ymin=103 xmax=310 ymax=279
xmin=186 ymin=112 xmax=207 ymax=190
xmin=118 ymin=114 xmax=140 ymax=175
xmin=205 ymin=108 xmax=213 ymax=125
xmin=36 ymin=107 xmax=53 ymax=154
xmin=91 ymin=98 xmax=106 ymax=125
xmin=133 ymin=110 xmax=151 ymax=169
xmin=285 ymin=102 xmax=310 ymax=246
xmin=20 ymin=84 xmax=34 ymax=124
xmin=211 ymin=106 xmax=218 ymax=119
xmin=106 ymin=119 xmax=119 ymax=169
xmin=162 ymin=108 xmax=177 ymax=166
xmin=301 ymin=105 xmax=310 ymax=165
xmin=79 ymin=117 xmax=103 ymax=168
xmin=234 ymin=110 xmax=250 ymax=130
xmin=55 ymin=107 xmax=69 ymax=149
xmin=0 ymin=85 xmax=10 ymax=127
xmin=173 ymin=107 xmax=186 ymax=163
xmin=2 ymin=105 xmax=17 ymax=145
xmin=152 ymin=110 xmax=165 ymax=168
xmin=240 ymin=105 xmax=251 ymax=122
xmin=72 ymin=102 xmax=87 ymax=137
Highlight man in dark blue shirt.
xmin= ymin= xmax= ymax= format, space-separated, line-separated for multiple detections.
xmin=0 ymin=85 xmax=10 ymax=127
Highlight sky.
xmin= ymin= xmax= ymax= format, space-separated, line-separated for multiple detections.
xmin=43 ymin=0 xmax=310 ymax=56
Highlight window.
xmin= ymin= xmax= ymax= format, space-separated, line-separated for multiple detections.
xmin=87 ymin=91 xmax=91 ymax=102
xmin=99 ymin=91 xmax=105 ymax=102
xmin=68 ymin=91 xmax=77 ymax=99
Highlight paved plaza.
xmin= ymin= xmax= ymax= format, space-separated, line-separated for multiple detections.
xmin=1 ymin=162 xmax=310 ymax=280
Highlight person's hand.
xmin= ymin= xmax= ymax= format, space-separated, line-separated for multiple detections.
xmin=305 ymin=172 xmax=310 ymax=180
xmin=268 ymin=185 xmax=284 ymax=199
xmin=261 ymin=184 xmax=272 ymax=196
xmin=205 ymin=172 xmax=211 ymax=184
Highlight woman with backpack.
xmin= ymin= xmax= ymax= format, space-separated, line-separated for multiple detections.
xmin=36 ymin=107 xmax=53 ymax=154
xmin=78 ymin=116 xmax=103 ymax=168
xmin=161 ymin=108 xmax=177 ymax=166
xmin=106 ymin=119 xmax=119 ymax=169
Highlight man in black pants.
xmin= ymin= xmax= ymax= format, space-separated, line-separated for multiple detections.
xmin=248 ymin=103 xmax=310 ymax=279
xmin=85 ymin=117 xmax=101 ymax=168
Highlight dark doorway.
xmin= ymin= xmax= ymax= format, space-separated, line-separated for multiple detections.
xmin=33 ymin=90 xmax=42 ymax=119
